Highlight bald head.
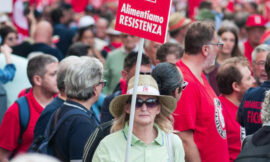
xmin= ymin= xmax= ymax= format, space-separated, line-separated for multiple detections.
xmin=33 ymin=21 xmax=53 ymax=44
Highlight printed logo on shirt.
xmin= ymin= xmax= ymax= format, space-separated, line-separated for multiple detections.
xmin=214 ymin=98 xmax=226 ymax=139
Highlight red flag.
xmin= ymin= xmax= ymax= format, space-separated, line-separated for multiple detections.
xmin=12 ymin=0 xmax=29 ymax=37
xmin=71 ymin=0 xmax=88 ymax=13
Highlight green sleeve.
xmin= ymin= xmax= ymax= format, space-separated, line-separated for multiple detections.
xmin=173 ymin=134 xmax=185 ymax=162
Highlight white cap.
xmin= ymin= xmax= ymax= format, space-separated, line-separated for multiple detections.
xmin=78 ymin=16 xmax=95 ymax=28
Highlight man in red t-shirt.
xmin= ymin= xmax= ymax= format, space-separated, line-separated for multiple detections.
xmin=0 ymin=54 xmax=59 ymax=161
xmin=174 ymin=21 xmax=230 ymax=162
xmin=216 ymin=57 xmax=255 ymax=162
xmin=243 ymin=14 xmax=266 ymax=64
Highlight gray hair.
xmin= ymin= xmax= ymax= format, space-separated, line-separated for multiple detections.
xmin=57 ymin=56 xmax=81 ymax=92
xmin=65 ymin=57 xmax=103 ymax=100
xmin=252 ymin=44 xmax=270 ymax=62
xmin=261 ymin=90 xmax=270 ymax=124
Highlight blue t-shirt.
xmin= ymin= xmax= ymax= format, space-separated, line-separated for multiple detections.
xmin=53 ymin=23 xmax=75 ymax=56
xmin=33 ymin=96 xmax=64 ymax=140
xmin=53 ymin=100 xmax=99 ymax=161
xmin=238 ymin=81 xmax=270 ymax=135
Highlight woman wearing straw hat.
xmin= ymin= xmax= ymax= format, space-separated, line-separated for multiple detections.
xmin=92 ymin=75 xmax=185 ymax=162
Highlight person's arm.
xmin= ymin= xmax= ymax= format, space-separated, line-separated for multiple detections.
xmin=177 ymin=130 xmax=201 ymax=162
xmin=0 ymin=148 xmax=10 ymax=162
xmin=1 ymin=45 xmax=12 ymax=64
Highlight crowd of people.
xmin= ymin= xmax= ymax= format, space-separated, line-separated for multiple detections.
xmin=0 ymin=0 xmax=270 ymax=162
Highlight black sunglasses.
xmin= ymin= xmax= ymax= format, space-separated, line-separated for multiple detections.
xmin=127 ymin=98 xmax=159 ymax=108
xmin=98 ymin=80 xmax=107 ymax=87
xmin=178 ymin=81 xmax=188 ymax=93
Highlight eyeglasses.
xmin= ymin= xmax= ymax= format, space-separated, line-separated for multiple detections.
xmin=254 ymin=60 xmax=265 ymax=67
xmin=127 ymin=98 xmax=159 ymax=108
xmin=98 ymin=80 xmax=107 ymax=87
xmin=207 ymin=42 xmax=224 ymax=49
xmin=178 ymin=81 xmax=188 ymax=93
xmin=181 ymin=81 xmax=188 ymax=90
xmin=139 ymin=72 xmax=151 ymax=75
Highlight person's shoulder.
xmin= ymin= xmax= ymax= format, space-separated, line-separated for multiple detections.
xmin=244 ymin=86 xmax=263 ymax=97
xmin=169 ymin=133 xmax=182 ymax=145
xmin=100 ymin=130 xmax=123 ymax=145
xmin=108 ymin=48 xmax=123 ymax=56
xmin=5 ymin=101 xmax=19 ymax=115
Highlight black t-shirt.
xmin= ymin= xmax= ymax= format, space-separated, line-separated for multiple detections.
xmin=53 ymin=100 xmax=99 ymax=162
xmin=238 ymin=81 xmax=270 ymax=135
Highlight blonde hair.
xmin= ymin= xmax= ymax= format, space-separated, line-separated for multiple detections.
xmin=110 ymin=104 xmax=173 ymax=133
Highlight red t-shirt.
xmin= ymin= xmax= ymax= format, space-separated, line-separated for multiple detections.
xmin=244 ymin=40 xmax=254 ymax=65
xmin=0 ymin=88 xmax=43 ymax=155
xmin=219 ymin=95 xmax=245 ymax=162
xmin=174 ymin=60 xmax=229 ymax=162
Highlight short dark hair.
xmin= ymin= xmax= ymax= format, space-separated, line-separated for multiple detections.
xmin=152 ymin=63 xmax=182 ymax=95
xmin=0 ymin=26 xmax=17 ymax=45
xmin=123 ymin=52 xmax=150 ymax=72
xmin=67 ymin=42 xmax=90 ymax=56
xmin=157 ymin=43 xmax=183 ymax=62
xmin=169 ymin=28 xmax=181 ymax=38
xmin=265 ymin=52 xmax=270 ymax=79
xmin=27 ymin=54 xmax=58 ymax=86
xmin=61 ymin=3 xmax=72 ymax=10
xmin=50 ymin=8 xmax=63 ymax=24
xmin=199 ymin=1 xmax=212 ymax=10
xmin=185 ymin=21 xmax=215 ymax=55
xmin=216 ymin=57 xmax=249 ymax=95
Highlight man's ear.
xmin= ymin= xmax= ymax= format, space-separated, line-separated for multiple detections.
xmin=33 ymin=75 xmax=42 ymax=86
xmin=232 ymin=82 xmax=240 ymax=93
xmin=92 ymin=85 xmax=97 ymax=97
xmin=201 ymin=45 xmax=209 ymax=57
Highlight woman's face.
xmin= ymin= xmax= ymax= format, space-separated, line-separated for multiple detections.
xmin=81 ymin=30 xmax=95 ymax=47
xmin=5 ymin=32 xmax=18 ymax=47
xmin=220 ymin=31 xmax=236 ymax=55
xmin=125 ymin=95 xmax=160 ymax=126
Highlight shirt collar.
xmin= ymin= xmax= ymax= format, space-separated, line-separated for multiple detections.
xmin=27 ymin=88 xmax=44 ymax=113
xmin=122 ymin=122 xmax=163 ymax=146
xmin=65 ymin=99 xmax=90 ymax=113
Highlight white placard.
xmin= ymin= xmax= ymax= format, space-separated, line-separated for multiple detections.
xmin=0 ymin=0 xmax=13 ymax=13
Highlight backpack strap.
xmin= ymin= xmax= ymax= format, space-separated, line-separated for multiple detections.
xmin=16 ymin=96 xmax=30 ymax=144
xmin=45 ymin=108 xmax=91 ymax=142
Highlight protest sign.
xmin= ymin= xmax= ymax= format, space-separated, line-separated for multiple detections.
xmin=0 ymin=0 xmax=13 ymax=13
xmin=115 ymin=0 xmax=172 ymax=43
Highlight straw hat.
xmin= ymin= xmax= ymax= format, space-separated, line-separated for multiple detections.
xmin=109 ymin=75 xmax=177 ymax=118
xmin=169 ymin=12 xmax=191 ymax=31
